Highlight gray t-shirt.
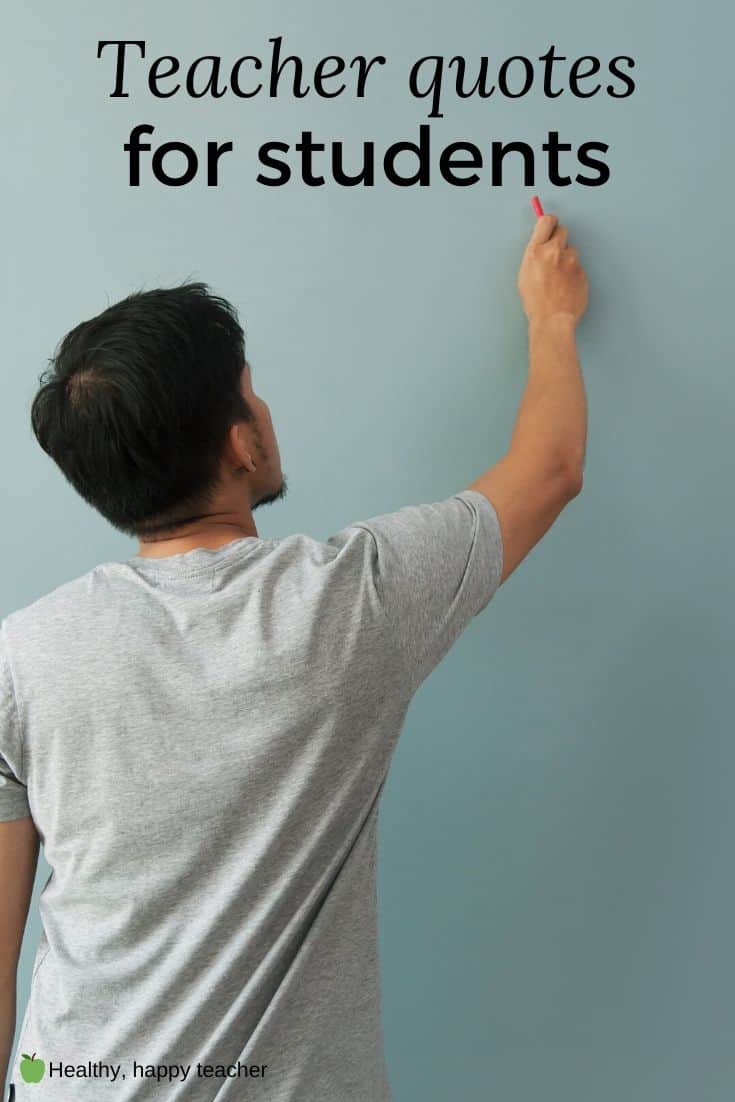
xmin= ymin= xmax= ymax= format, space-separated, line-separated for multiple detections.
xmin=0 ymin=489 xmax=503 ymax=1101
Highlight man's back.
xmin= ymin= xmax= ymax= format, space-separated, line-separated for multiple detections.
xmin=1 ymin=489 xmax=502 ymax=1101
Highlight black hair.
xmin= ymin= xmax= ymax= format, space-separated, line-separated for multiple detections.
xmin=30 ymin=280 xmax=254 ymax=539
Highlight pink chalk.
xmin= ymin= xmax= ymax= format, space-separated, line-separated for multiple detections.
xmin=531 ymin=195 xmax=544 ymax=218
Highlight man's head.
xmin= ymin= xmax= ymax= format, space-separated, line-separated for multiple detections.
xmin=30 ymin=281 xmax=286 ymax=544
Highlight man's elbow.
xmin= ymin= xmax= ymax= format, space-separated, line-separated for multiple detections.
xmin=565 ymin=467 xmax=584 ymax=498
xmin=557 ymin=457 xmax=584 ymax=500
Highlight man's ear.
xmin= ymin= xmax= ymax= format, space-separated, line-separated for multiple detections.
xmin=225 ymin=421 xmax=257 ymax=473
xmin=224 ymin=420 xmax=246 ymax=465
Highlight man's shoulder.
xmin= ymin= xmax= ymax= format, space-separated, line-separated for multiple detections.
xmin=3 ymin=567 xmax=100 ymax=639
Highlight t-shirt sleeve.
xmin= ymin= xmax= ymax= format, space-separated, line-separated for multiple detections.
xmin=352 ymin=489 xmax=504 ymax=693
xmin=0 ymin=621 xmax=31 ymax=821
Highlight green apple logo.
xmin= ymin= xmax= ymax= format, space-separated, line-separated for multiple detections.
xmin=20 ymin=1052 xmax=45 ymax=1083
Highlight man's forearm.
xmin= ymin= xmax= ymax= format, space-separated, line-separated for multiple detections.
xmin=508 ymin=312 xmax=587 ymax=483
xmin=0 ymin=978 xmax=16 ymax=1099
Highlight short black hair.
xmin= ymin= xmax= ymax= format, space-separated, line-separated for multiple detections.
xmin=31 ymin=280 xmax=254 ymax=539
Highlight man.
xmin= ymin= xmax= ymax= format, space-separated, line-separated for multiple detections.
xmin=0 ymin=212 xmax=587 ymax=1101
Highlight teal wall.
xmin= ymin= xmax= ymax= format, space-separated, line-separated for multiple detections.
xmin=2 ymin=2 xmax=731 ymax=1099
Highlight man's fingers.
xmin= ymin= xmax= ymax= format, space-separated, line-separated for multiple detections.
xmin=553 ymin=225 xmax=569 ymax=250
xmin=530 ymin=213 xmax=558 ymax=245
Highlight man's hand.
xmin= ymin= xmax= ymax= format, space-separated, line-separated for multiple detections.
xmin=517 ymin=212 xmax=589 ymax=327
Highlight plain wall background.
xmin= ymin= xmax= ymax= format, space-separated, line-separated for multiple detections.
xmin=2 ymin=2 xmax=732 ymax=1099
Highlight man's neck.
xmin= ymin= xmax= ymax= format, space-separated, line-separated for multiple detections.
xmin=135 ymin=521 xmax=258 ymax=559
